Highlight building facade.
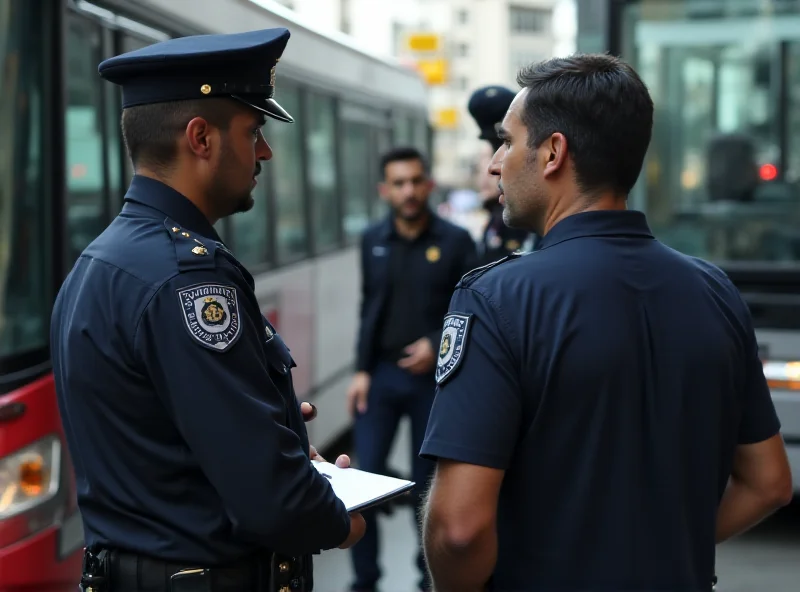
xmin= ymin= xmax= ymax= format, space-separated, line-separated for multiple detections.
xmin=254 ymin=0 xmax=576 ymax=186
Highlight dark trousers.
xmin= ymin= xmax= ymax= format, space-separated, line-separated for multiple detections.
xmin=349 ymin=362 xmax=436 ymax=591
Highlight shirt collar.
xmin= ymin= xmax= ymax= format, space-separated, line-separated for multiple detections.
xmin=378 ymin=209 xmax=443 ymax=241
xmin=537 ymin=209 xmax=654 ymax=251
xmin=123 ymin=175 xmax=222 ymax=242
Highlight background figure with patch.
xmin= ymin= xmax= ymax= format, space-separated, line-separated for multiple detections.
xmin=50 ymin=29 xmax=365 ymax=592
xmin=468 ymin=85 xmax=537 ymax=264
xmin=419 ymin=54 xmax=793 ymax=591
xmin=346 ymin=147 xmax=477 ymax=592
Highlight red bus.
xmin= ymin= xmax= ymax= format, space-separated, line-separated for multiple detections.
xmin=1 ymin=0 xmax=84 ymax=589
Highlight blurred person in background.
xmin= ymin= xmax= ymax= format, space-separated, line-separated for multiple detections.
xmin=468 ymin=85 xmax=537 ymax=265
xmin=443 ymin=187 xmax=485 ymax=242
xmin=346 ymin=146 xmax=477 ymax=592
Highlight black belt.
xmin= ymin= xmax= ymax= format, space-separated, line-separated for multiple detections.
xmin=113 ymin=549 xmax=260 ymax=591
xmin=81 ymin=548 xmax=310 ymax=592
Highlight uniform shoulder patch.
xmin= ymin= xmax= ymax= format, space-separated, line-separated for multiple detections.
xmin=458 ymin=252 xmax=522 ymax=288
xmin=176 ymin=283 xmax=242 ymax=352
xmin=436 ymin=312 xmax=472 ymax=385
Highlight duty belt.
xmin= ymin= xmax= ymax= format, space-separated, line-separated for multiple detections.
xmin=80 ymin=547 xmax=311 ymax=592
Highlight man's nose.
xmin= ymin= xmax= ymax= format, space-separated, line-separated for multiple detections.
xmin=257 ymin=132 xmax=273 ymax=161
xmin=488 ymin=145 xmax=505 ymax=176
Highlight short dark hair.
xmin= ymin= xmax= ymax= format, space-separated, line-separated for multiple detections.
xmin=515 ymin=54 xmax=654 ymax=196
xmin=120 ymin=98 xmax=241 ymax=173
xmin=379 ymin=146 xmax=429 ymax=179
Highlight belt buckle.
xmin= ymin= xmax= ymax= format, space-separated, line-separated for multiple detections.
xmin=170 ymin=568 xmax=212 ymax=592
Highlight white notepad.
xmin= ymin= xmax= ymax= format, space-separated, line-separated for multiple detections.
xmin=312 ymin=460 xmax=415 ymax=513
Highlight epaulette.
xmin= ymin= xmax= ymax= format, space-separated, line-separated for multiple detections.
xmin=164 ymin=219 xmax=218 ymax=273
xmin=457 ymin=251 xmax=524 ymax=288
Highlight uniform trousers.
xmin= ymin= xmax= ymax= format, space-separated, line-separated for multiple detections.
xmin=350 ymin=361 xmax=436 ymax=591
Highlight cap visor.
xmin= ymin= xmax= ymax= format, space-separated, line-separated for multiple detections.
xmin=231 ymin=95 xmax=294 ymax=123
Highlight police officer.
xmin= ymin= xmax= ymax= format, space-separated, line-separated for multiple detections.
xmin=467 ymin=85 xmax=535 ymax=264
xmin=50 ymin=29 xmax=365 ymax=592
xmin=418 ymin=55 xmax=793 ymax=590
xmin=345 ymin=146 xmax=477 ymax=592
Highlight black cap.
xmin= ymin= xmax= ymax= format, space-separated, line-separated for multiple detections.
xmin=467 ymin=85 xmax=516 ymax=142
xmin=98 ymin=28 xmax=294 ymax=123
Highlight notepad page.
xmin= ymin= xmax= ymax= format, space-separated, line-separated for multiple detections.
xmin=312 ymin=460 xmax=414 ymax=512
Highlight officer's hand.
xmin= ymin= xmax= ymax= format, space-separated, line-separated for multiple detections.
xmin=397 ymin=337 xmax=436 ymax=374
xmin=346 ymin=372 xmax=370 ymax=417
xmin=310 ymin=445 xmax=351 ymax=469
xmin=338 ymin=512 xmax=367 ymax=550
xmin=300 ymin=402 xmax=318 ymax=422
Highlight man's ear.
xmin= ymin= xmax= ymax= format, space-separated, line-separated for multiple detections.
xmin=541 ymin=132 xmax=568 ymax=180
xmin=185 ymin=117 xmax=216 ymax=160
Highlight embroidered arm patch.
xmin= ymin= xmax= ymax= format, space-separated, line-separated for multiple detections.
xmin=435 ymin=312 xmax=472 ymax=384
xmin=176 ymin=283 xmax=242 ymax=352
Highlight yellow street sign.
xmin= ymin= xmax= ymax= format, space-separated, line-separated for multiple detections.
xmin=417 ymin=58 xmax=448 ymax=85
xmin=434 ymin=108 xmax=458 ymax=129
xmin=406 ymin=32 xmax=441 ymax=53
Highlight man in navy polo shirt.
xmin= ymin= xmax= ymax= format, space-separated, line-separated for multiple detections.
xmin=419 ymin=54 xmax=793 ymax=592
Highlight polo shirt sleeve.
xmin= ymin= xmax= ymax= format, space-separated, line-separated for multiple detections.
xmin=420 ymin=286 xmax=521 ymax=470
xmin=738 ymin=316 xmax=781 ymax=445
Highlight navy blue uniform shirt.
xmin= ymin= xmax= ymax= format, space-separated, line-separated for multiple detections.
xmin=51 ymin=175 xmax=350 ymax=565
xmin=356 ymin=213 xmax=477 ymax=372
xmin=421 ymin=210 xmax=781 ymax=591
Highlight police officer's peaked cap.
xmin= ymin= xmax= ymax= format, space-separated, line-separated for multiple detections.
xmin=467 ymin=85 xmax=517 ymax=141
xmin=98 ymin=28 xmax=294 ymax=123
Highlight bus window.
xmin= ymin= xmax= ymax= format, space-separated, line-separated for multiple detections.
xmin=271 ymin=87 xmax=308 ymax=264
xmin=371 ymin=126 xmax=391 ymax=221
xmin=0 ymin=0 xmax=51 ymax=361
xmin=623 ymin=0 xmax=800 ymax=263
xmin=392 ymin=114 xmax=411 ymax=146
xmin=789 ymin=43 xmax=800 ymax=185
xmin=306 ymin=92 xmax=340 ymax=252
xmin=118 ymin=34 xmax=154 ymax=187
xmin=65 ymin=15 xmax=108 ymax=264
xmin=342 ymin=121 xmax=371 ymax=243
xmin=412 ymin=117 xmax=430 ymax=155
xmin=230 ymin=167 xmax=270 ymax=268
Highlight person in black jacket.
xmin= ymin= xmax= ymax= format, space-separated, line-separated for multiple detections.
xmin=345 ymin=146 xmax=477 ymax=592
xmin=468 ymin=85 xmax=537 ymax=263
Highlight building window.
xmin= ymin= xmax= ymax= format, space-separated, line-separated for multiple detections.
xmin=511 ymin=50 xmax=548 ymax=74
xmin=340 ymin=0 xmax=351 ymax=35
xmin=392 ymin=21 xmax=403 ymax=57
xmin=509 ymin=6 xmax=551 ymax=34
xmin=457 ymin=42 xmax=469 ymax=57
xmin=457 ymin=9 xmax=469 ymax=24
